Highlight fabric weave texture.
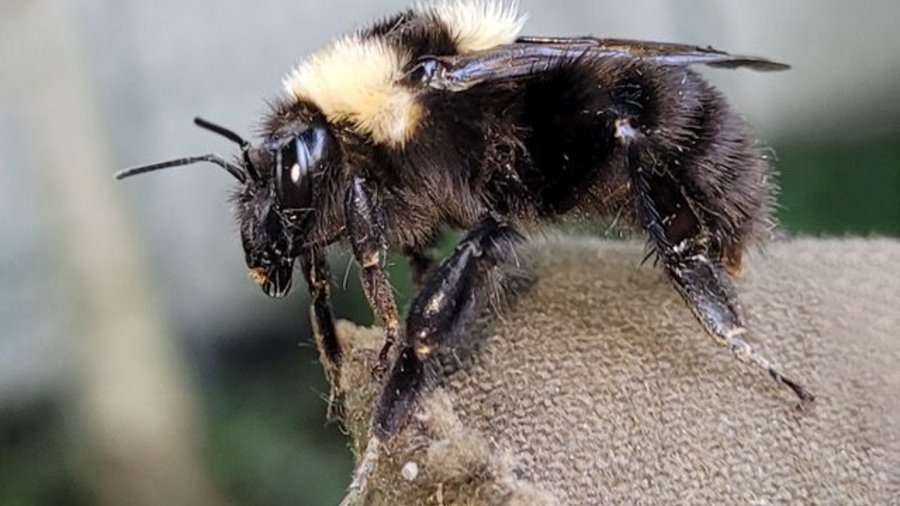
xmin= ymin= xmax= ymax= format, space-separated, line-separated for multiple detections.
xmin=335 ymin=237 xmax=899 ymax=505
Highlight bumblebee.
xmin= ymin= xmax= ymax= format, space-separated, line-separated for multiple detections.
xmin=118 ymin=0 xmax=813 ymax=496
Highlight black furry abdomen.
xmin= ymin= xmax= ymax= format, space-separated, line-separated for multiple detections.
xmin=516 ymin=61 xmax=619 ymax=215
xmin=497 ymin=56 xmax=775 ymax=263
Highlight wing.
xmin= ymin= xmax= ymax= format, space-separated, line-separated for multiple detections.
xmin=408 ymin=36 xmax=789 ymax=92
xmin=516 ymin=36 xmax=790 ymax=71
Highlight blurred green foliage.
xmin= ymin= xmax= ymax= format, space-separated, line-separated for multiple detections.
xmin=776 ymin=136 xmax=900 ymax=236
xmin=0 ymin=402 xmax=89 ymax=506
xmin=205 ymin=360 xmax=352 ymax=506
xmin=1 ymin=135 xmax=897 ymax=505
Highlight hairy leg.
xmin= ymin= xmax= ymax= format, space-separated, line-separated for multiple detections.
xmin=300 ymin=251 xmax=342 ymax=418
xmin=404 ymin=245 xmax=436 ymax=290
xmin=621 ymin=118 xmax=813 ymax=402
xmin=340 ymin=216 xmax=521 ymax=505
xmin=345 ymin=177 xmax=401 ymax=374
xmin=374 ymin=215 xmax=523 ymax=439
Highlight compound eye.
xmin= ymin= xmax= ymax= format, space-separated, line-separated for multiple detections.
xmin=275 ymin=126 xmax=331 ymax=211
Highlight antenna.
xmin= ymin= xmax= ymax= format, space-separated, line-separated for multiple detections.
xmin=114 ymin=154 xmax=247 ymax=183
xmin=193 ymin=117 xmax=247 ymax=146
xmin=194 ymin=117 xmax=260 ymax=181
xmin=115 ymin=117 xmax=261 ymax=183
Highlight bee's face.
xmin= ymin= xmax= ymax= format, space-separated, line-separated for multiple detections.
xmin=236 ymin=123 xmax=339 ymax=297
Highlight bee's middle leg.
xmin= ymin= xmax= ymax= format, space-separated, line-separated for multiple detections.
xmin=372 ymin=215 xmax=522 ymax=440
xmin=345 ymin=177 xmax=401 ymax=375
xmin=403 ymin=245 xmax=436 ymax=290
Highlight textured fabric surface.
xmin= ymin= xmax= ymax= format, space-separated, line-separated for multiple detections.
xmin=335 ymin=238 xmax=900 ymax=505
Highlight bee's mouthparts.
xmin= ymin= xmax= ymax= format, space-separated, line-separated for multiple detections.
xmin=249 ymin=268 xmax=267 ymax=286
xmin=249 ymin=266 xmax=293 ymax=298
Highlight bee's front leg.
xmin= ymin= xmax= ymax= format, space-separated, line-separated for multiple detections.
xmin=373 ymin=215 xmax=523 ymax=439
xmin=300 ymin=251 xmax=342 ymax=419
xmin=344 ymin=177 xmax=401 ymax=375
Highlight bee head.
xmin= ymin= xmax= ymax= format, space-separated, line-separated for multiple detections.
xmin=115 ymin=117 xmax=340 ymax=298
xmin=236 ymin=120 xmax=340 ymax=297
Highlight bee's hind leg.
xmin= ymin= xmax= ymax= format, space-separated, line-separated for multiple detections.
xmin=621 ymin=120 xmax=814 ymax=403
xmin=658 ymin=247 xmax=814 ymax=402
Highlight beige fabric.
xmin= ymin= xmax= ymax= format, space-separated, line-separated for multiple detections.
xmin=335 ymin=238 xmax=900 ymax=505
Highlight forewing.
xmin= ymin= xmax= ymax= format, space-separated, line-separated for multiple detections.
xmin=408 ymin=36 xmax=788 ymax=92
xmin=516 ymin=36 xmax=790 ymax=71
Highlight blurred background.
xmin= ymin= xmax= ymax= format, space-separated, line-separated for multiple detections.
xmin=1 ymin=0 xmax=898 ymax=504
